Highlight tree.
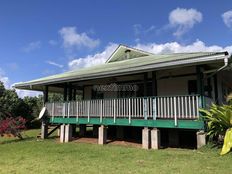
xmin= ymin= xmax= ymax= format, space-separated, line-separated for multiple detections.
xmin=48 ymin=93 xmax=63 ymax=102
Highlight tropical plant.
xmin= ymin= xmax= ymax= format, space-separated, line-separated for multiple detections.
xmin=200 ymin=104 xmax=232 ymax=155
xmin=200 ymin=104 xmax=232 ymax=140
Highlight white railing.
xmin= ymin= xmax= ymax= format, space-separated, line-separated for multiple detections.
xmin=45 ymin=95 xmax=201 ymax=125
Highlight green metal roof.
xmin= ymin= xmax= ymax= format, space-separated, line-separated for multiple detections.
xmin=106 ymin=44 xmax=154 ymax=63
xmin=14 ymin=50 xmax=230 ymax=91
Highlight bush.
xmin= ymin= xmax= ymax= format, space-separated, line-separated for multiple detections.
xmin=200 ymin=104 xmax=232 ymax=155
xmin=0 ymin=116 xmax=26 ymax=139
xmin=200 ymin=104 xmax=232 ymax=141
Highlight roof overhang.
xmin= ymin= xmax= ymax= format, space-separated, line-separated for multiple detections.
xmin=14 ymin=52 xmax=231 ymax=92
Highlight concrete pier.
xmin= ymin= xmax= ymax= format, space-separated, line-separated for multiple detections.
xmin=60 ymin=124 xmax=65 ymax=143
xmin=64 ymin=124 xmax=72 ymax=143
xmin=98 ymin=125 xmax=107 ymax=145
xmin=197 ymin=131 xmax=206 ymax=148
xmin=151 ymin=128 xmax=160 ymax=149
xmin=142 ymin=127 xmax=151 ymax=149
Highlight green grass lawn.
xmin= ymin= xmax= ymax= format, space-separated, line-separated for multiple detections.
xmin=0 ymin=129 xmax=231 ymax=174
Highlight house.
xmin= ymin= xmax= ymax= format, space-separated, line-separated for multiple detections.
xmin=14 ymin=45 xmax=232 ymax=149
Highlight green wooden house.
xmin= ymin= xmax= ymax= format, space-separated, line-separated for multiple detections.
xmin=14 ymin=45 xmax=232 ymax=149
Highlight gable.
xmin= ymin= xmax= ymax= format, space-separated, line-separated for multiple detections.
xmin=106 ymin=45 xmax=153 ymax=63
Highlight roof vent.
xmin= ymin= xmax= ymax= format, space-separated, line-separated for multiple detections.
xmin=125 ymin=49 xmax=131 ymax=59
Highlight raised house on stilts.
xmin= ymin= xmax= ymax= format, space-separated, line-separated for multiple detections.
xmin=14 ymin=45 xmax=232 ymax=149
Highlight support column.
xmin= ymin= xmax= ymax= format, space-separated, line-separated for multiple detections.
xmin=143 ymin=72 xmax=148 ymax=96
xmin=60 ymin=124 xmax=65 ymax=143
xmin=98 ymin=125 xmax=107 ymax=145
xmin=79 ymin=124 xmax=86 ymax=137
xmin=169 ymin=129 xmax=179 ymax=147
xmin=41 ymin=121 xmax=48 ymax=139
xmin=207 ymin=78 xmax=212 ymax=98
xmin=41 ymin=85 xmax=49 ymax=139
xmin=116 ymin=126 xmax=124 ymax=140
xmin=68 ymin=83 xmax=73 ymax=101
xmin=63 ymin=83 xmax=68 ymax=101
xmin=213 ymin=74 xmax=218 ymax=104
xmin=196 ymin=66 xmax=204 ymax=107
xmin=197 ymin=131 xmax=206 ymax=149
xmin=152 ymin=71 xmax=157 ymax=96
xmin=142 ymin=127 xmax=151 ymax=149
xmin=43 ymin=85 xmax=49 ymax=103
xmin=65 ymin=124 xmax=72 ymax=142
xmin=93 ymin=125 xmax=99 ymax=137
xmin=151 ymin=128 xmax=160 ymax=149
xmin=73 ymin=89 xmax=77 ymax=101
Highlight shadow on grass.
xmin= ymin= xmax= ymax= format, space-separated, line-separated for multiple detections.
xmin=0 ymin=137 xmax=34 ymax=145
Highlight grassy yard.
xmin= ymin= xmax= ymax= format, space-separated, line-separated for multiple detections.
xmin=0 ymin=130 xmax=231 ymax=174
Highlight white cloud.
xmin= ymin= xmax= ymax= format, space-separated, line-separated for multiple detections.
xmin=68 ymin=40 xmax=232 ymax=71
xmin=22 ymin=41 xmax=41 ymax=53
xmin=222 ymin=10 xmax=232 ymax=29
xmin=135 ymin=40 xmax=232 ymax=54
xmin=0 ymin=68 xmax=10 ymax=89
xmin=46 ymin=60 xmax=64 ymax=68
xmin=169 ymin=8 xmax=202 ymax=37
xmin=68 ymin=43 xmax=117 ymax=70
xmin=59 ymin=26 xmax=100 ymax=49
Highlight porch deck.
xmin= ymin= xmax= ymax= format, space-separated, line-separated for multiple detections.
xmin=45 ymin=95 xmax=205 ymax=129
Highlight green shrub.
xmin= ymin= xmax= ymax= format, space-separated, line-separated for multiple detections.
xmin=200 ymin=104 xmax=232 ymax=141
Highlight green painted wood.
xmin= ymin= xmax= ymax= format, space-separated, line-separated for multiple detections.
xmin=49 ymin=117 xmax=204 ymax=130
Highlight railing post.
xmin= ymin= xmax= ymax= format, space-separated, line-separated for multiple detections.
xmin=113 ymin=99 xmax=116 ymax=123
xmin=152 ymin=97 xmax=157 ymax=120
xmin=67 ymin=102 xmax=70 ymax=118
xmin=143 ymin=98 xmax=147 ymax=120
xmin=174 ymin=97 xmax=177 ymax=126
xmin=52 ymin=102 xmax=55 ymax=122
xmin=63 ymin=102 xmax=66 ymax=118
xmin=196 ymin=96 xmax=199 ymax=118
xmin=129 ymin=98 xmax=131 ymax=124
xmin=87 ymin=100 xmax=90 ymax=123
xmin=100 ymin=100 xmax=103 ymax=123
xmin=76 ymin=101 xmax=79 ymax=123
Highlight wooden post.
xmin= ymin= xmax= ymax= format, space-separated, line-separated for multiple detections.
xmin=63 ymin=83 xmax=68 ymax=102
xmin=144 ymin=72 xmax=148 ymax=97
xmin=152 ymin=71 xmax=157 ymax=96
xmin=196 ymin=66 xmax=204 ymax=108
xmin=41 ymin=85 xmax=49 ymax=139
xmin=68 ymin=83 xmax=73 ymax=101
xmin=207 ymin=78 xmax=212 ymax=98
xmin=44 ymin=85 xmax=49 ymax=103
xmin=73 ymin=89 xmax=77 ymax=101
xmin=213 ymin=74 xmax=219 ymax=104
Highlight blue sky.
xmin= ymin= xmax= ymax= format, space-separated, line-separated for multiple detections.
xmin=0 ymin=0 xmax=232 ymax=97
